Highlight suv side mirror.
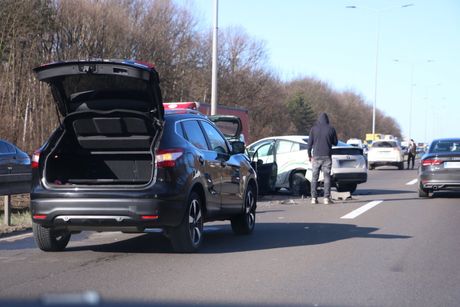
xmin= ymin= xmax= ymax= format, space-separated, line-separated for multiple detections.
xmin=231 ymin=141 xmax=245 ymax=154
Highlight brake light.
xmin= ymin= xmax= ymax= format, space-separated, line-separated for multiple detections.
xmin=156 ymin=148 xmax=184 ymax=168
xmin=33 ymin=214 xmax=47 ymax=220
xmin=141 ymin=215 xmax=159 ymax=220
xmin=31 ymin=149 xmax=41 ymax=169
xmin=422 ymin=159 xmax=443 ymax=166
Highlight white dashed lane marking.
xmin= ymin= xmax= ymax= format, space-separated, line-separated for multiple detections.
xmin=406 ymin=178 xmax=418 ymax=185
xmin=0 ymin=232 xmax=33 ymax=243
xmin=341 ymin=200 xmax=384 ymax=219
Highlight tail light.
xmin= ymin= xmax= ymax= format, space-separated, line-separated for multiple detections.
xmin=156 ymin=148 xmax=184 ymax=168
xmin=33 ymin=214 xmax=47 ymax=220
xmin=422 ymin=159 xmax=443 ymax=166
xmin=31 ymin=149 xmax=41 ymax=169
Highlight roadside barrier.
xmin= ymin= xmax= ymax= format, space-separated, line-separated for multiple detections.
xmin=1 ymin=176 xmax=31 ymax=226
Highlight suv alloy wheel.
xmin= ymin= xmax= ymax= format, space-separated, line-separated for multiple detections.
xmin=231 ymin=184 xmax=257 ymax=235
xmin=169 ymin=191 xmax=204 ymax=252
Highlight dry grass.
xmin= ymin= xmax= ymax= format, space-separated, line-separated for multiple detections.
xmin=0 ymin=194 xmax=32 ymax=236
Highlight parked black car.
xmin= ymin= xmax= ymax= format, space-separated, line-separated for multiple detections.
xmin=418 ymin=138 xmax=460 ymax=197
xmin=31 ymin=60 xmax=257 ymax=252
xmin=0 ymin=139 xmax=31 ymax=195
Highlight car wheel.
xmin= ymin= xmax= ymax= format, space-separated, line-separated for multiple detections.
xmin=368 ymin=164 xmax=374 ymax=170
xmin=336 ymin=183 xmax=357 ymax=194
xmin=290 ymin=172 xmax=310 ymax=196
xmin=32 ymin=223 xmax=71 ymax=252
xmin=231 ymin=184 xmax=257 ymax=235
xmin=398 ymin=162 xmax=404 ymax=170
xmin=418 ymin=185 xmax=430 ymax=198
xmin=169 ymin=191 xmax=204 ymax=253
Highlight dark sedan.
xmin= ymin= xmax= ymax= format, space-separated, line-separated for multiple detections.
xmin=0 ymin=139 xmax=31 ymax=195
xmin=418 ymin=138 xmax=460 ymax=197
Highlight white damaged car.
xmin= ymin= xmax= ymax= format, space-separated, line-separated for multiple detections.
xmin=247 ymin=136 xmax=367 ymax=195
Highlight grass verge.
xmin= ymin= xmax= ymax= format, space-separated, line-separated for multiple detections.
xmin=1 ymin=194 xmax=32 ymax=236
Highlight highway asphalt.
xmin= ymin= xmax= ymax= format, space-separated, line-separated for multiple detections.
xmin=1 ymin=167 xmax=459 ymax=307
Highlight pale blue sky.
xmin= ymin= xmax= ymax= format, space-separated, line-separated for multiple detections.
xmin=177 ymin=0 xmax=460 ymax=143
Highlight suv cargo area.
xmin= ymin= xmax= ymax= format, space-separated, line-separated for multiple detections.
xmin=44 ymin=110 xmax=157 ymax=187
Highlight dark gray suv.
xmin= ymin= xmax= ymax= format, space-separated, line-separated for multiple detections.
xmin=31 ymin=60 xmax=257 ymax=252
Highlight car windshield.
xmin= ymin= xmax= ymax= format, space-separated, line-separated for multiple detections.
xmin=372 ymin=141 xmax=397 ymax=148
xmin=430 ymin=140 xmax=460 ymax=153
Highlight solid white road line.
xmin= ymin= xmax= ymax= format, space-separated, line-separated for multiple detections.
xmin=0 ymin=232 xmax=33 ymax=243
xmin=406 ymin=178 xmax=418 ymax=185
xmin=341 ymin=200 xmax=384 ymax=219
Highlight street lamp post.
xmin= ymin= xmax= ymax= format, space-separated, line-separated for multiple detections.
xmin=393 ymin=59 xmax=433 ymax=139
xmin=346 ymin=4 xmax=413 ymax=136
xmin=211 ymin=0 xmax=219 ymax=115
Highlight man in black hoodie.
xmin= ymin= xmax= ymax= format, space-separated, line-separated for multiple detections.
xmin=307 ymin=113 xmax=338 ymax=204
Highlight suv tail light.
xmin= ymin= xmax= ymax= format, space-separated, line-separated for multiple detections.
xmin=422 ymin=159 xmax=443 ymax=166
xmin=31 ymin=149 xmax=41 ymax=169
xmin=156 ymin=148 xmax=184 ymax=168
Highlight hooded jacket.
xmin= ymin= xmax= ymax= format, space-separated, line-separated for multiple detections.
xmin=307 ymin=113 xmax=338 ymax=158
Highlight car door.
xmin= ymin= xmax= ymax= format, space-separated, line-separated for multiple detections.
xmin=200 ymin=120 xmax=242 ymax=212
xmin=181 ymin=119 xmax=222 ymax=214
xmin=248 ymin=140 xmax=277 ymax=193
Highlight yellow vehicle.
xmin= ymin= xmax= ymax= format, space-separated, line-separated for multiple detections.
xmin=365 ymin=133 xmax=383 ymax=146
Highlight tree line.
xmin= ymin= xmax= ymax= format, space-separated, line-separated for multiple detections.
xmin=0 ymin=0 xmax=401 ymax=153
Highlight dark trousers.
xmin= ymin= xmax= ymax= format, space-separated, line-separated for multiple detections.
xmin=407 ymin=153 xmax=415 ymax=169
xmin=311 ymin=156 xmax=332 ymax=198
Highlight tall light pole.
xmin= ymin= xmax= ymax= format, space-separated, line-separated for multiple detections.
xmin=346 ymin=4 xmax=414 ymax=136
xmin=423 ymin=84 xmax=442 ymax=142
xmin=211 ymin=0 xmax=219 ymax=115
xmin=393 ymin=59 xmax=433 ymax=139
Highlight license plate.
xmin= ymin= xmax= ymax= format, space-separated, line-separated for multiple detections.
xmin=444 ymin=162 xmax=460 ymax=168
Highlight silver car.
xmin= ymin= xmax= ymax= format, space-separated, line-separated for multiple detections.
xmin=418 ymin=138 xmax=460 ymax=197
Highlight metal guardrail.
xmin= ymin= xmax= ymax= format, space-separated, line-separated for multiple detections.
xmin=1 ymin=173 xmax=31 ymax=226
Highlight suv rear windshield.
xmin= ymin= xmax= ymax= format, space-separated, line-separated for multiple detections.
xmin=332 ymin=147 xmax=363 ymax=155
xmin=373 ymin=141 xmax=397 ymax=148
xmin=63 ymin=75 xmax=149 ymax=103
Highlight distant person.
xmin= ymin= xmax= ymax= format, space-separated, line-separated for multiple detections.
xmin=307 ymin=113 xmax=338 ymax=204
xmin=407 ymin=139 xmax=417 ymax=169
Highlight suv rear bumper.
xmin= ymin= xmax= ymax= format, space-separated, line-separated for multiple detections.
xmin=332 ymin=172 xmax=367 ymax=184
xmin=31 ymin=197 xmax=186 ymax=231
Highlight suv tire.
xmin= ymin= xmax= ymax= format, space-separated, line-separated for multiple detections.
xmin=290 ymin=172 xmax=310 ymax=196
xmin=231 ymin=184 xmax=256 ymax=235
xmin=418 ymin=185 xmax=430 ymax=198
xmin=169 ymin=191 xmax=204 ymax=253
xmin=32 ymin=223 xmax=71 ymax=252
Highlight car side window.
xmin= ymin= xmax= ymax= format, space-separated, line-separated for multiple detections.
xmin=291 ymin=142 xmax=300 ymax=152
xmin=181 ymin=120 xmax=209 ymax=150
xmin=299 ymin=143 xmax=309 ymax=150
xmin=0 ymin=141 xmax=8 ymax=154
xmin=276 ymin=140 xmax=293 ymax=154
xmin=176 ymin=122 xmax=185 ymax=138
xmin=253 ymin=142 xmax=272 ymax=157
xmin=0 ymin=141 xmax=15 ymax=155
xmin=201 ymin=121 xmax=228 ymax=154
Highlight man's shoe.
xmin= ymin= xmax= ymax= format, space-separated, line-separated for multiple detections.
xmin=311 ymin=198 xmax=318 ymax=204
xmin=323 ymin=198 xmax=334 ymax=205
